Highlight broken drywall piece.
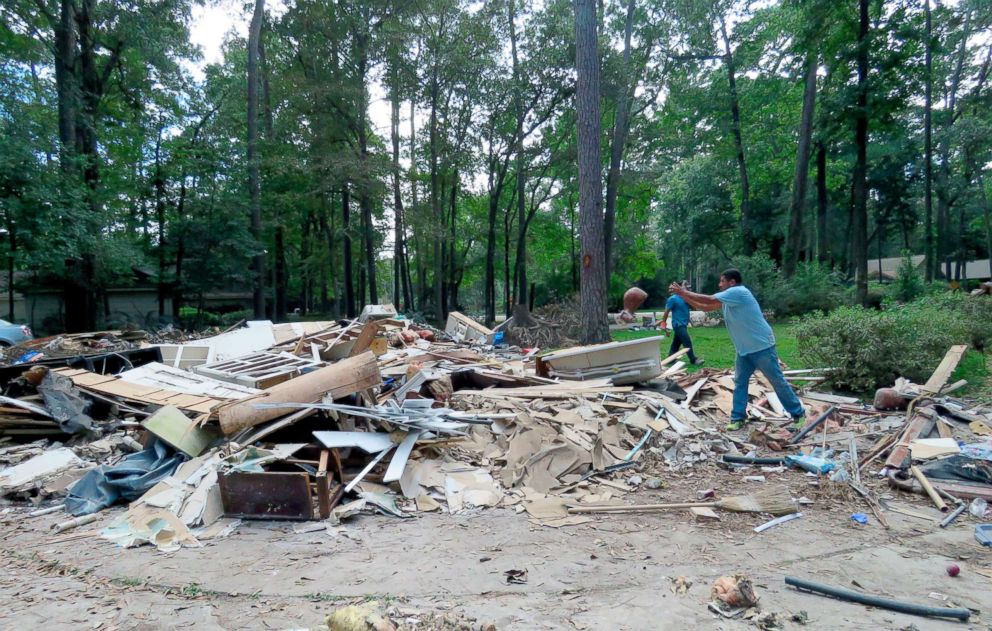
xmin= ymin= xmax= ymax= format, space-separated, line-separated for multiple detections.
xmin=444 ymin=468 xmax=500 ymax=512
xmin=101 ymin=504 xmax=201 ymax=552
xmin=313 ymin=431 xmax=395 ymax=454
xmin=0 ymin=448 xmax=82 ymax=493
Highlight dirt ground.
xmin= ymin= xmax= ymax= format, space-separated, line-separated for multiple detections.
xmin=2 ymin=482 xmax=989 ymax=631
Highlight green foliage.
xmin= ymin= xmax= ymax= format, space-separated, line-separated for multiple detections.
xmin=795 ymin=294 xmax=992 ymax=391
xmin=178 ymin=306 xmax=221 ymax=328
xmin=220 ymin=309 xmax=254 ymax=326
xmin=893 ymin=250 xmax=924 ymax=303
xmin=727 ymin=254 xmax=850 ymax=318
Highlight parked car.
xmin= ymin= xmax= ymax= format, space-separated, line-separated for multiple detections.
xmin=0 ymin=319 xmax=33 ymax=346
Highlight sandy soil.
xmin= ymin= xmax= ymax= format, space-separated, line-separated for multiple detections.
xmin=2 ymin=483 xmax=989 ymax=631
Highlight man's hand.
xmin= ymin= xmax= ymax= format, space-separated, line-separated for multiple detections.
xmin=669 ymin=282 xmax=686 ymax=296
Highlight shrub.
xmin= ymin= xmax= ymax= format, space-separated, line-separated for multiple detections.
xmin=220 ymin=309 xmax=254 ymax=326
xmin=794 ymin=293 xmax=988 ymax=391
xmin=892 ymin=250 xmax=924 ymax=303
xmin=776 ymin=261 xmax=850 ymax=316
xmin=729 ymin=255 xmax=850 ymax=318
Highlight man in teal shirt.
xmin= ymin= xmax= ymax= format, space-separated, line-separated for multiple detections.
xmin=662 ymin=282 xmax=703 ymax=365
xmin=670 ymin=269 xmax=806 ymax=431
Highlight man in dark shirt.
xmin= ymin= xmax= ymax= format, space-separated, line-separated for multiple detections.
xmin=662 ymin=281 xmax=703 ymax=366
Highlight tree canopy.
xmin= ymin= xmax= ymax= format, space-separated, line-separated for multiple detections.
xmin=1 ymin=0 xmax=990 ymax=333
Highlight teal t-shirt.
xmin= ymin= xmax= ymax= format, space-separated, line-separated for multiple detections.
xmin=713 ymin=285 xmax=775 ymax=356
xmin=665 ymin=295 xmax=690 ymax=327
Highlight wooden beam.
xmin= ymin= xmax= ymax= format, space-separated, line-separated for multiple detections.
xmin=921 ymin=345 xmax=968 ymax=393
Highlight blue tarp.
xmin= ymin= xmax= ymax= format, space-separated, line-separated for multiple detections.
xmin=65 ymin=440 xmax=184 ymax=516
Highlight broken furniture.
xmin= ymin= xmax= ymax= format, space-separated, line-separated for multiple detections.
xmin=445 ymin=312 xmax=493 ymax=344
xmin=537 ymin=336 xmax=667 ymax=386
xmin=192 ymin=351 xmax=322 ymax=388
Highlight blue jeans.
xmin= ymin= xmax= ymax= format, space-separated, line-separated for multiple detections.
xmin=731 ymin=346 xmax=805 ymax=421
xmin=668 ymin=325 xmax=697 ymax=363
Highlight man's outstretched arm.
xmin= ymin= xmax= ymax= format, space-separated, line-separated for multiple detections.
xmin=669 ymin=283 xmax=722 ymax=311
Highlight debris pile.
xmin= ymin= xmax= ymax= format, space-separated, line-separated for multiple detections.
xmin=0 ymin=309 xmax=989 ymax=572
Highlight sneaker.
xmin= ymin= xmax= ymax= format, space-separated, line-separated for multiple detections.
xmin=691 ymin=358 xmax=705 ymax=366
xmin=790 ymin=416 xmax=806 ymax=432
xmin=726 ymin=418 xmax=748 ymax=431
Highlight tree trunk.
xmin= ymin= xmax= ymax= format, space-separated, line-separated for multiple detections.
xmin=816 ymin=142 xmax=829 ymax=263
xmin=937 ymin=8 xmax=971 ymax=281
xmin=447 ymin=173 xmax=459 ymax=311
xmin=923 ymin=0 xmax=934 ymax=282
xmin=390 ymin=75 xmax=408 ymax=310
xmin=574 ymin=0 xmax=609 ymax=344
xmin=410 ymin=99 xmax=421 ymax=312
xmin=484 ymin=164 xmax=500 ymax=326
xmin=429 ymin=61 xmax=444 ymax=324
xmin=247 ymin=0 xmax=266 ymax=319
xmin=153 ymin=126 xmax=167 ymax=316
xmin=604 ymin=0 xmax=636 ymax=282
xmin=509 ymin=0 xmax=528 ymax=310
xmin=54 ymin=0 xmax=77 ymax=173
xmin=355 ymin=33 xmax=377 ymax=306
xmin=720 ymin=16 xmax=754 ymax=256
xmin=341 ymin=184 xmax=355 ymax=318
xmin=852 ymin=0 xmax=869 ymax=305
xmin=784 ymin=54 xmax=817 ymax=277
xmin=275 ymin=226 xmax=287 ymax=320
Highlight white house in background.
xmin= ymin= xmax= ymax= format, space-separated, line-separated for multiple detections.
xmin=866 ymin=255 xmax=926 ymax=280
xmin=867 ymin=255 xmax=991 ymax=282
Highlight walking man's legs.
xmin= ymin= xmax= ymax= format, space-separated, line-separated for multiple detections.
xmin=750 ymin=346 xmax=806 ymax=423
xmin=729 ymin=352 xmax=756 ymax=430
xmin=673 ymin=325 xmax=697 ymax=363
xmin=668 ymin=328 xmax=684 ymax=357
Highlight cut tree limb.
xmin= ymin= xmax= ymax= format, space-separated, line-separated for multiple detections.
xmin=215 ymin=352 xmax=381 ymax=435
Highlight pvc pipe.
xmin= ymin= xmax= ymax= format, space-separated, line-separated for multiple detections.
xmin=784 ymin=576 xmax=970 ymax=621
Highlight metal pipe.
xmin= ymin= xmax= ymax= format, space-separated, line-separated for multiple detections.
xmin=939 ymin=503 xmax=967 ymax=528
xmin=784 ymin=576 xmax=970 ymax=621
xmin=788 ymin=406 xmax=837 ymax=444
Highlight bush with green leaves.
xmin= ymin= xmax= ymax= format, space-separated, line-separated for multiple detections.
xmin=728 ymin=255 xmax=850 ymax=318
xmin=892 ymin=251 xmax=924 ymax=303
xmin=219 ymin=309 xmax=254 ymax=327
xmin=795 ymin=294 xmax=988 ymax=391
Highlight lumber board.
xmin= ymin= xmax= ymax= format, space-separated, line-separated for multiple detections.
xmin=922 ymin=345 xmax=968 ymax=393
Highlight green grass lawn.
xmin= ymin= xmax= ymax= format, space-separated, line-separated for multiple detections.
xmin=613 ymin=324 xmax=805 ymax=372
xmin=613 ymin=323 xmax=989 ymax=396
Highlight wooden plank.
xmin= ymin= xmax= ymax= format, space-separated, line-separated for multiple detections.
xmin=348 ymin=322 xmax=381 ymax=357
xmin=922 ymin=345 xmax=968 ymax=393
xmin=801 ymin=392 xmax=860 ymax=405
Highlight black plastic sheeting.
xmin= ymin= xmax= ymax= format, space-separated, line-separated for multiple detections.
xmin=920 ymin=454 xmax=992 ymax=485
xmin=66 ymin=440 xmax=184 ymax=516
xmin=37 ymin=371 xmax=93 ymax=434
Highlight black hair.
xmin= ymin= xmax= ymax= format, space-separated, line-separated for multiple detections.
xmin=721 ymin=268 xmax=743 ymax=285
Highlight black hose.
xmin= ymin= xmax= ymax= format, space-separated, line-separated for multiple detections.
xmin=784 ymin=576 xmax=970 ymax=621
xmin=722 ymin=454 xmax=786 ymax=465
